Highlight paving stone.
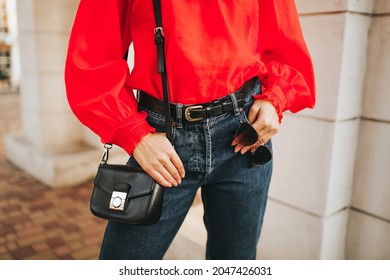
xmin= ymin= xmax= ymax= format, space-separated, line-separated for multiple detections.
xmin=0 ymin=253 xmax=13 ymax=260
xmin=67 ymin=241 xmax=84 ymax=252
xmin=5 ymin=241 xmax=18 ymax=251
xmin=47 ymin=237 xmax=65 ymax=248
xmin=0 ymin=94 xmax=106 ymax=260
xmin=10 ymin=245 xmax=35 ymax=259
xmin=54 ymin=245 xmax=70 ymax=257
xmin=0 ymin=246 xmax=7 ymax=254
xmin=24 ymin=251 xmax=57 ymax=260
xmin=16 ymin=225 xmax=44 ymax=237
xmin=72 ymin=246 xmax=100 ymax=260
xmin=17 ymin=233 xmax=48 ymax=248
xmin=32 ymin=242 xmax=50 ymax=252
xmin=5 ymin=234 xmax=17 ymax=242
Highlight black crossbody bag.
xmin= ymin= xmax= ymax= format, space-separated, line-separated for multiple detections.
xmin=90 ymin=0 xmax=172 ymax=225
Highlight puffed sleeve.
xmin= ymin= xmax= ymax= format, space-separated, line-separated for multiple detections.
xmin=256 ymin=0 xmax=316 ymax=121
xmin=64 ymin=0 xmax=155 ymax=154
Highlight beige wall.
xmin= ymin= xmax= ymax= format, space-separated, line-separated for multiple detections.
xmin=4 ymin=0 xmax=390 ymax=259
xmin=347 ymin=0 xmax=390 ymax=260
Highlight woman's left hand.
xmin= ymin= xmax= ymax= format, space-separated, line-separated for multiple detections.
xmin=231 ymin=99 xmax=280 ymax=154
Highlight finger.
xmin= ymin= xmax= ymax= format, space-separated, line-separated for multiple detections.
xmin=240 ymin=144 xmax=257 ymax=155
xmin=258 ymin=135 xmax=265 ymax=145
xmin=170 ymin=151 xmax=186 ymax=179
xmin=257 ymin=122 xmax=279 ymax=139
xmin=260 ymin=131 xmax=277 ymax=145
xmin=247 ymin=104 xmax=260 ymax=124
xmin=148 ymin=169 xmax=173 ymax=188
xmin=156 ymin=166 xmax=180 ymax=187
xmin=251 ymin=117 xmax=267 ymax=134
xmin=163 ymin=160 xmax=182 ymax=185
xmin=234 ymin=144 xmax=245 ymax=153
xmin=252 ymin=117 xmax=279 ymax=137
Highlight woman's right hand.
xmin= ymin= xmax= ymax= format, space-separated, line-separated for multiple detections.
xmin=132 ymin=133 xmax=185 ymax=187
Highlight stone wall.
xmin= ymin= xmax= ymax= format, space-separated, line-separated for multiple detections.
xmin=347 ymin=0 xmax=390 ymax=260
xmin=258 ymin=0 xmax=389 ymax=260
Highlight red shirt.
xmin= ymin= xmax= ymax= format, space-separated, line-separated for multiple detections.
xmin=65 ymin=0 xmax=315 ymax=155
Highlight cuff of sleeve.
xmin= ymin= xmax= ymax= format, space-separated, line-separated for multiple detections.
xmin=103 ymin=120 xmax=156 ymax=155
xmin=254 ymin=77 xmax=289 ymax=123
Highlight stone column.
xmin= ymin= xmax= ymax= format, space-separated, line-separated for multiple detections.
xmin=347 ymin=0 xmax=390 ymax=259
xmin=258 ymin=0 xmax=373 ymax=259
xmin=4 ymin=0 xmax=111 ymax=188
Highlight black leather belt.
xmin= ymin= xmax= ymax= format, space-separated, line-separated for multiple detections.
xmin=138 ymin=77 xmax=257 ymax=122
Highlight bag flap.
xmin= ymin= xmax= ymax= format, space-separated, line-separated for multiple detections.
xmin=94 ymin=164 xmax=155 ymax=199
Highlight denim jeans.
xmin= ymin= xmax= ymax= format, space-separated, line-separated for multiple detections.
xmin=99 ymin=79 xmax=273 ymax=260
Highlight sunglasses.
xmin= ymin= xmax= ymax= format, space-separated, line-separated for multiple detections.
xmin=234 ymin=122 xmax=272 ymax=166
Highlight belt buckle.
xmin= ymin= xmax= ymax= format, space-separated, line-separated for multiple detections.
xmin=184 ymin=105 xmax=204 ymax=122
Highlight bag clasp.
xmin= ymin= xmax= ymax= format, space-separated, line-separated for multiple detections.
xmin=109 ymin=191 xmax=127 ymax=211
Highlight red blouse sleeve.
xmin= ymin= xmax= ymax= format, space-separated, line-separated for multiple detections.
xmin=64 ymin=0 xmax=155 ymax=155
xmin=256 ymin=0 xmax=316 ymax=122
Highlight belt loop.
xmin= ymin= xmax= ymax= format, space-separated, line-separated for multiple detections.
xmin=229 ymin=93 xmax=240 ymax=116
xmin=176 ymin=103 xmax=183 ymax=128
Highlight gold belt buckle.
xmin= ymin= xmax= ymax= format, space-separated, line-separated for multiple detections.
xmin=184 ymin=105 xmax=204 ymax=122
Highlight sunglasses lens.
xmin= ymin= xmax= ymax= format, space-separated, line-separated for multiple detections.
xmin=235 ymin=122 xmax=258 ymax=146
xmin=251 ymin=145 xmax=272 ymax=166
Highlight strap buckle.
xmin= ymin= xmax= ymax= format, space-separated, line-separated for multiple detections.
xmin=100 ymin=143 xmax=112 ymax=164
xmin=154 ymin=27 xmax=164 ymax=37
xmin=184 ymin=105 xmax=204 ymax=122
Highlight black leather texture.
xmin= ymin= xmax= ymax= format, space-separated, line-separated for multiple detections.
xmin=90 ymin=164 xmax=164 ymax=225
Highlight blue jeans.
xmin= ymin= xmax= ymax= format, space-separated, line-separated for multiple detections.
xmin=99 ymin=79 xmax=272 ymax=260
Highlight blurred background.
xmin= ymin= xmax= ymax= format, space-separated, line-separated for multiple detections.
xmin=0 ymin=0 xmax=389 ymax=260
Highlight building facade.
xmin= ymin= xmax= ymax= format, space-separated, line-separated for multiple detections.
xmin=0 ymin=0 xmax=19 ymax=92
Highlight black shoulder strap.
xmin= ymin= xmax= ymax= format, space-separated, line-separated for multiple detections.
xmin=102 ymin=1 xmax=171 ymax=158
xmin=153 ymin=0 xmax=172 ymax=142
